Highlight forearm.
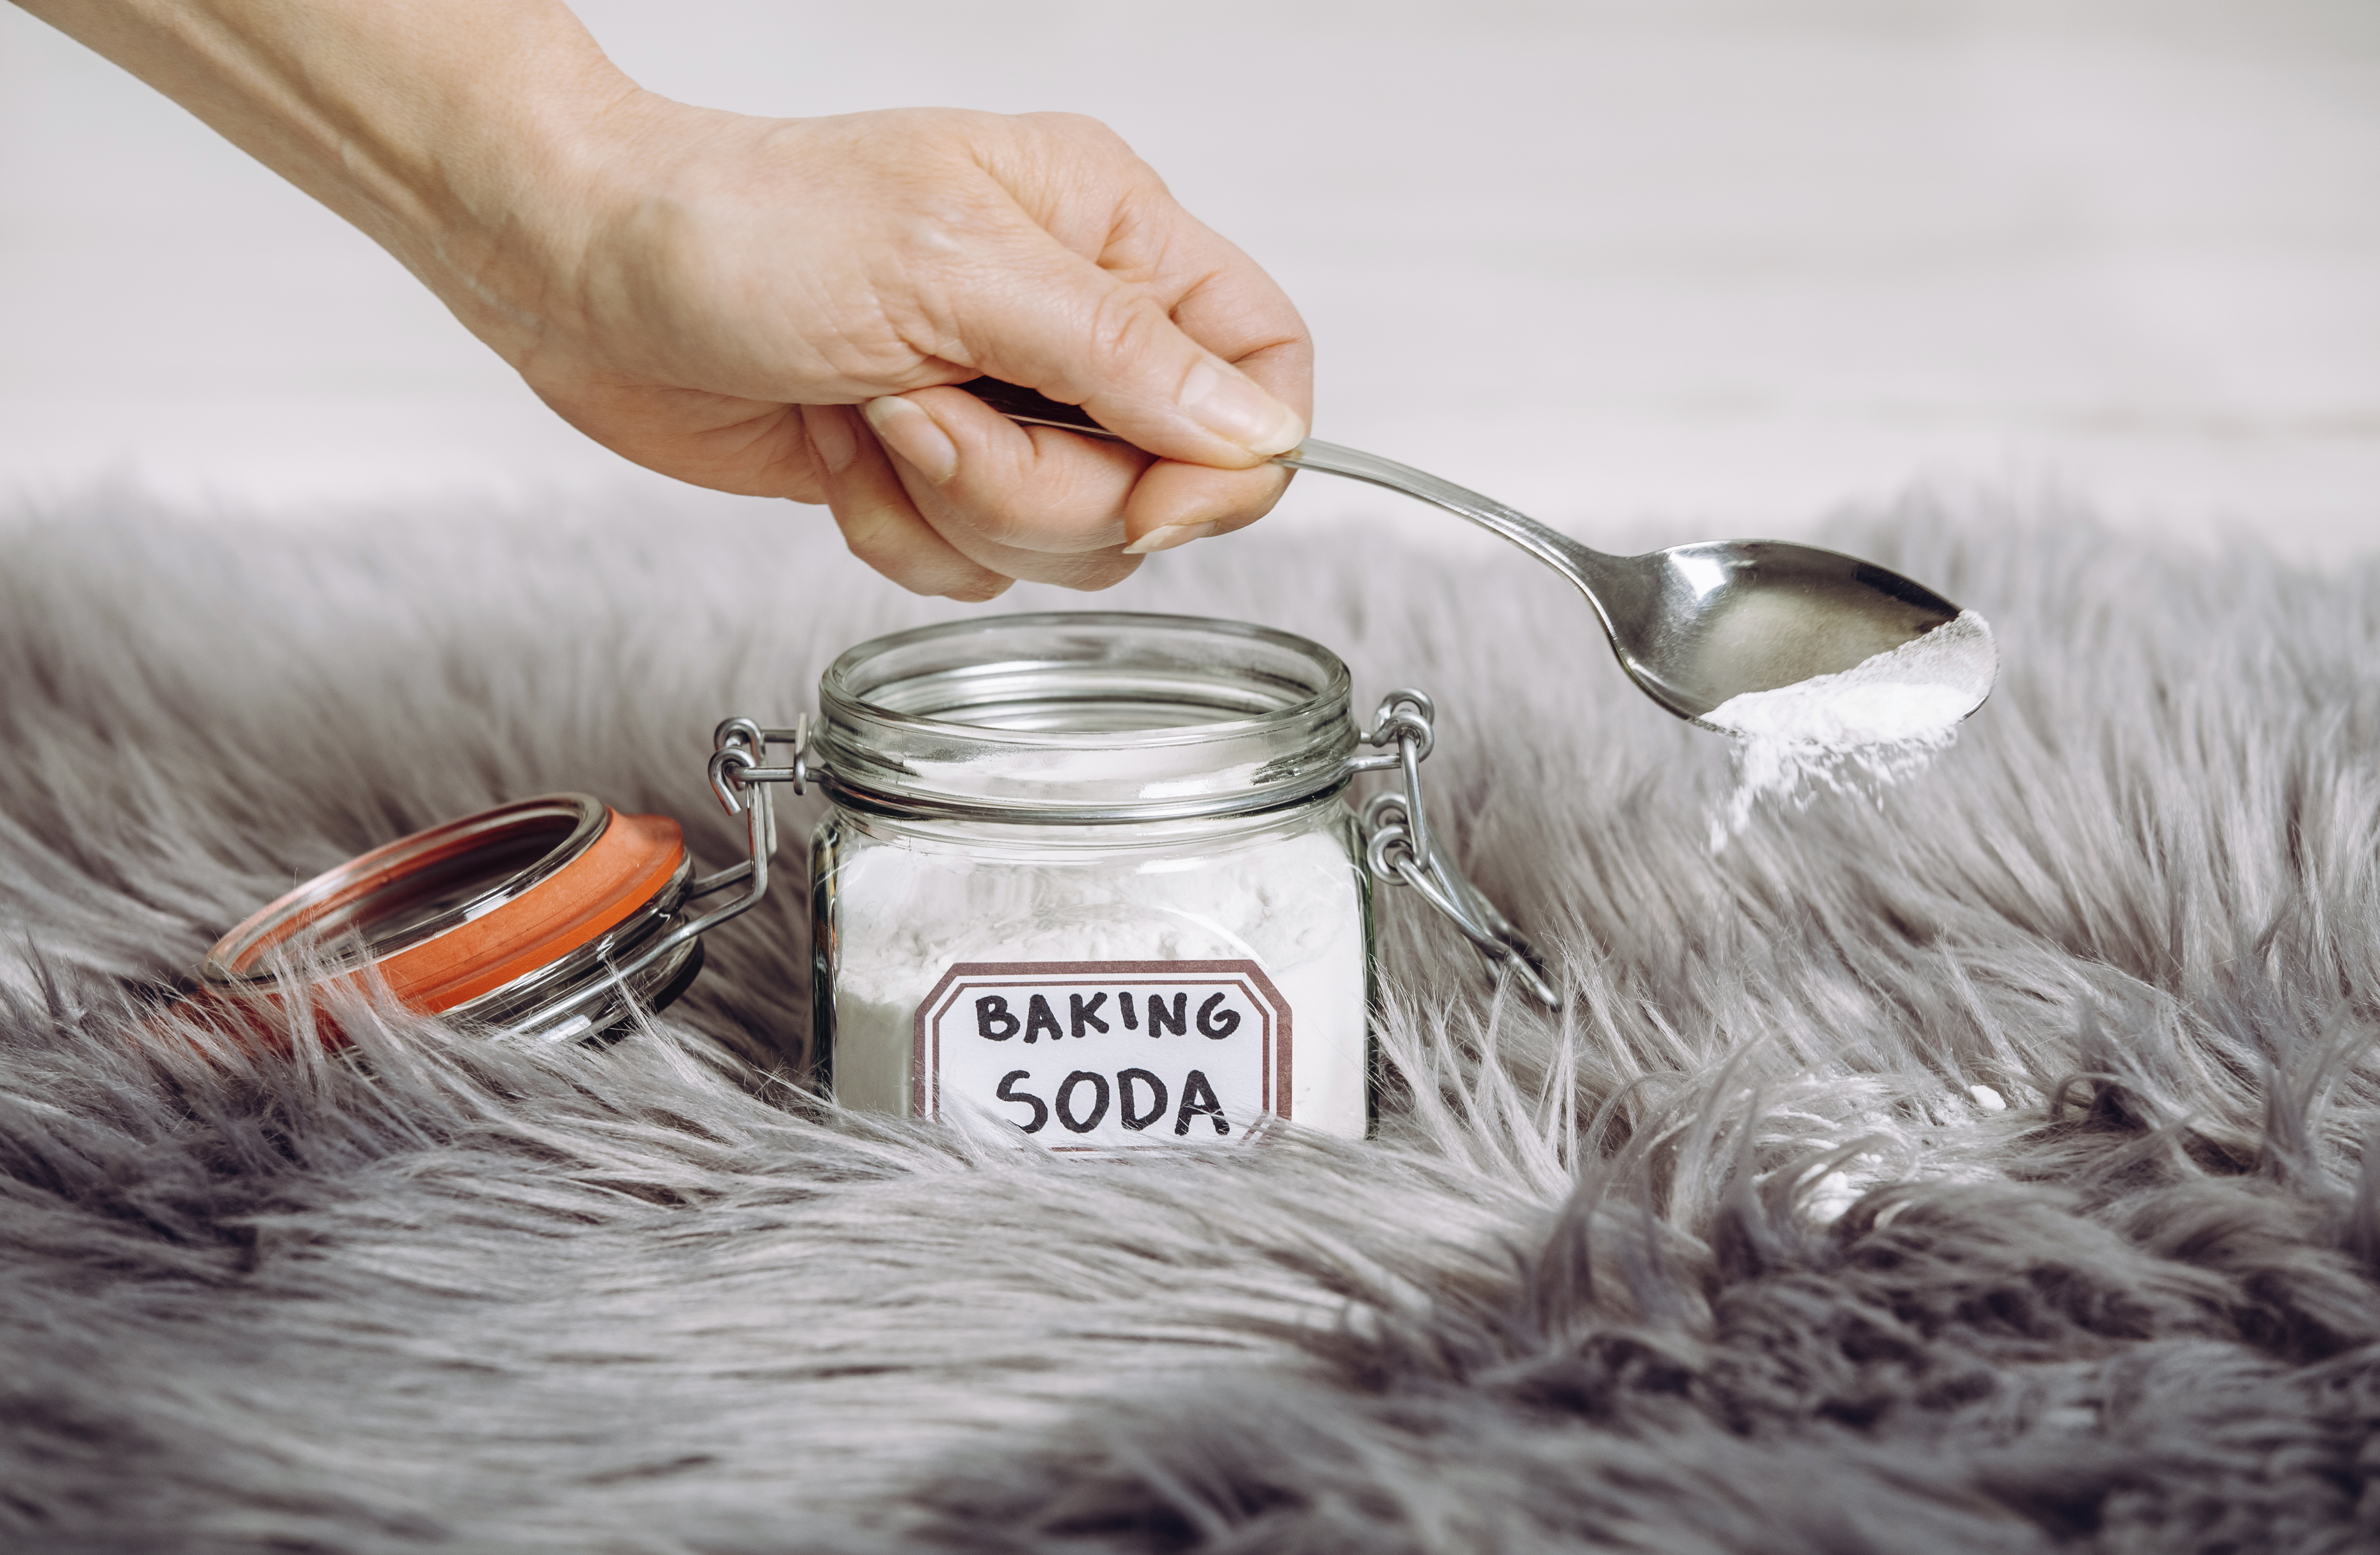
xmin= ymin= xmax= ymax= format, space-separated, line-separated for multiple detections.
xmin=13 ymin=0 xmax=633 ymax=353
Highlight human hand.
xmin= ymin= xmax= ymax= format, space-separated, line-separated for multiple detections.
xmin=16 ymin=0 xmax=1309 ymax=600
xmin=504 ymin=100 xmax=1313 ymax=600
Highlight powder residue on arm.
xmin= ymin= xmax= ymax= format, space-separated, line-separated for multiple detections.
xmin=1705 ymin=609 xmax=1998 ymax=846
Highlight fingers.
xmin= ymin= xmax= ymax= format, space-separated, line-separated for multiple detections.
xmin=1121 ymin=460 xmax=1295 ymax=552
xmin=864 ymin=387 xmax=1154 ymax=550
xmin=895 ymin=116 xmax=1311 ymax=545
xmin=800 ymin=405 xmax=1010 ymax=601
xmin=805 ymin=399 xmax=1150 ymax=595
xmin=978 ymin=113 xmax=1313 ymax=418
xmin=923 ymin=209 xmax=1312 ymax=474
xmin=862 ymin=382 xmax=1298 ymax=560
xmin=860 ymin=389 xmax=1147 ymax=590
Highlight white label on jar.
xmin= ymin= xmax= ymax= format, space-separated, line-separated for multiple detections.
xmin=913 ymin=959 xmax=1292 ymax=1148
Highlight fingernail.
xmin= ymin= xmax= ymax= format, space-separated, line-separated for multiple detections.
xmin=862 ymin=395 xmax=958 ymax=484
xmin=1177 ymin=360 xmax=1304 ymax=458
xmin=1121 ymin=521 xmax=1217 ymax=555
xmin=804 ymin=405 xmax=860 ymax=474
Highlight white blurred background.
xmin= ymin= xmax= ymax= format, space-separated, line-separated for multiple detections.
xmin=3 ymin=0 xmax=2376 ymax=558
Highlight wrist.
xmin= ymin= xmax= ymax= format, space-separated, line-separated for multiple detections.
xmin=378 ymin=43 xmax=650 ymax=368
xmin=493 ymin=93 xmax=810 ymax=389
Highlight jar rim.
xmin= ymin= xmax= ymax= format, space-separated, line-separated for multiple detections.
xmin=816 ymin=612 xmax=1359 ymax=822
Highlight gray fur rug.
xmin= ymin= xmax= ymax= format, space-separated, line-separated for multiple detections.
xmin=5 ymin=486 xmax=2380 ymax=1554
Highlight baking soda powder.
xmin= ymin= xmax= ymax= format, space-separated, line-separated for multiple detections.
xmin=1705 ymin=610 xmax=1999 ymax=844
xmin=823 ymin=812 xmax=1373 ymax=1146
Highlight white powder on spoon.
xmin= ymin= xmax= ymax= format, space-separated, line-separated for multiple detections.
xmin=1704 ymin=609 xmax=1998 ymax=846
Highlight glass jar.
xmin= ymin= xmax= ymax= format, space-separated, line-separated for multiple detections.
xmin=807 ymin=613 xmax=1375 ymax=1145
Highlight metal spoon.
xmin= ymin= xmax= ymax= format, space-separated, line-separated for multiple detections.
xmin=961 ymin=379 xmax=1989 ymax=728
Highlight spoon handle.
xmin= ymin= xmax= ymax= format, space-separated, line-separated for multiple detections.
xmin=955 ymin=379 xmax=1614 ymax=602
xmin=1273 ymin=440 xmax=1610 ymax=600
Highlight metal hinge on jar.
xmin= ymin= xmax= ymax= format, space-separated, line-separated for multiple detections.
xmin=704 ymin=714 xmax=821 ymax=858
xmin=1349 ymin=690 xmax=1560 ymax=1010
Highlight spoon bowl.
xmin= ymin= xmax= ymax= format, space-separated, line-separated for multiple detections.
xmin=1565 ymin=538 xmax=1966 ymax=725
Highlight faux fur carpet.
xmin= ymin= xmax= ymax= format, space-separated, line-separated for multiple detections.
xmin=5 ymin=485 xmax=2380 ymax=1553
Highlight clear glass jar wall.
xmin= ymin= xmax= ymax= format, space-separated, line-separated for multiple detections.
xmin=809 ymin=614 xmax=1376 ymax=1146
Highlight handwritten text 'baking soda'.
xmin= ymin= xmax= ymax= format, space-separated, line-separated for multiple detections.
xmin=919 ymin=966 xmax=1288 ymax=1148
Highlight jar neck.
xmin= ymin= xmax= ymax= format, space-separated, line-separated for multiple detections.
xmin=816 ymin=612 xmax=1358 ymax=824
xmin=830 ymin=787 xmax=1354 ymax=855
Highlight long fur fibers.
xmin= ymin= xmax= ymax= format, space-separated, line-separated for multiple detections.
xmin=3 ymin=487 xmax=2379 ymax=1552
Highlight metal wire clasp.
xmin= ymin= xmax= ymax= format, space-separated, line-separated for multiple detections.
xmin=695 ymin=714 xmax=827 ymax=896
xmin=1350 ymin=690 xmax=1560 ymax=1009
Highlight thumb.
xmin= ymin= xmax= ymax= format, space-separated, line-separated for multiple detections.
xmin=946 ymin=230 xmax=1307 ymax=469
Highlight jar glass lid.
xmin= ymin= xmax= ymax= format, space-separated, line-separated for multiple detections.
xmin=200 ymin=793 xmax=702 ymax=1040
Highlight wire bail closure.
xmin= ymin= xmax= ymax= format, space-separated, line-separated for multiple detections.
xmin=705 ymin=713 xmax=818 ymax=841
xmin=530 ymin=698 xmax=1559 ymax=1034
xmin=1349 ymin=690 xmax=1560 ymax=1009
xmin=728 ymin=696 xmax=1560 ymax=1010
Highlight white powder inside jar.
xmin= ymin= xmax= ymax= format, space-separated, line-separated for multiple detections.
xmin=1705 ymin=609 xmax=1998 ymax=846
xmin=828 ymin=820 xmax=1371 ymax=1141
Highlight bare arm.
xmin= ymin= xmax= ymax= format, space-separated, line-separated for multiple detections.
xmin=15 ymin=0 xmax=1313 ymax=597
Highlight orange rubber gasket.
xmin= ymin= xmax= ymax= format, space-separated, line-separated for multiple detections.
xmin=374 ymin=808 xmax=687 ymax=1011
xmin=217 ymin=805 xmax=687 ymax=1015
